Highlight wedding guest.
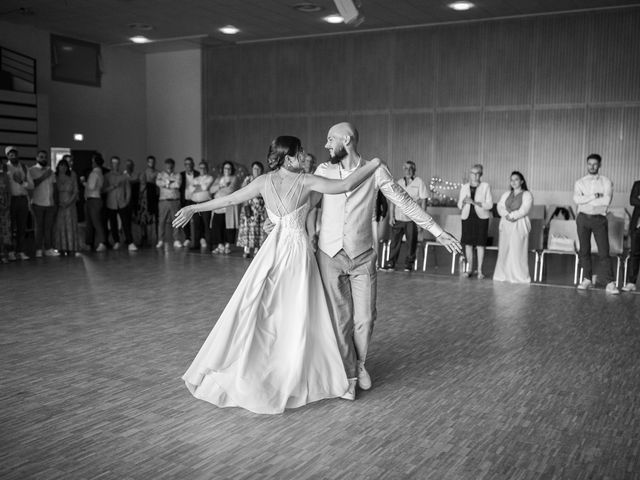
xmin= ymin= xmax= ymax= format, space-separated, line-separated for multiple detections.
xmin=156 ymin=158 xmax=182 ymax=248
xmin=124 ymin=158 xmax=140 ymax=223
xmin=188 ymin=161 xmax=215 ymax=250
xmin=493 ymin=171 xmax=533 ymax=283
xmin=622 ymin=178 xmax=640 ymax=292
xmin=179 ymin=157 xmax=199 ymax=248
xmin=82 ymin=153 xmax=107 ymax=252
xmin=135 ymin=155 xmax=159 ymax=247
xmin=0 ymin=155 xmax=10 ymax=263
xmin=301 ymin=153 xmax=317 ymax=174
xmin=382 ymin=161 xmax=428 ymax=272
xmin=210 ymin=161 xmax=239 ymax=255
xmin=574 ymin=154 xmax=619 ymax=294
xmin=5 ymin=146 xmax=34 ymax=260
xmin=54 ymin=158 xmax=80 ymax=256
xmin=30 ymin=150 xmax=59 ymax=257
xmin=237 ymin=161 xmax=267 ymax=258
xmin=104 ymin=156 xmax=136 ymax=251
xmin=458 ymin=164 xmax=493 ymax=279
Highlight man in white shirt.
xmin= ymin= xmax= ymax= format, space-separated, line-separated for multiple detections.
xmin=311 ymin=122 xmax=461 ymax=400
xmin=573 ymin=153 xmax=619 ymax=294
xmin=382 ymin=161 xmax=429 ymax=272
xmin=29 ymin=150 xmax=59 ymax=257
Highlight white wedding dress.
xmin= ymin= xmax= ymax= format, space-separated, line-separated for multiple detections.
xmin=182 ymin=172 xmax=349 ymax=414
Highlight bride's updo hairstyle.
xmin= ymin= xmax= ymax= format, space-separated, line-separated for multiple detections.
xmin=267 ymin=136 xmax=302 ymax=170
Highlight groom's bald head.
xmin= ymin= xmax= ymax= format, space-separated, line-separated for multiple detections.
xmin=328 ymin=122 xmax=359 ymax=146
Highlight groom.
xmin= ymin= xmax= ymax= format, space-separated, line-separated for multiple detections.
xmin=311 ymin=122 xmax=462 ymax=400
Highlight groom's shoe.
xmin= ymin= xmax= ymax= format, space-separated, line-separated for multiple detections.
xmin=357 ymin=361 xmax=372 ymax=390
xmin=340 ymin=379 xmax=357 ymax=401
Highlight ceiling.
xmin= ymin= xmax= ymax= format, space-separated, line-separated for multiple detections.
xmin=1 ymin=0 xmax=640 ymax=53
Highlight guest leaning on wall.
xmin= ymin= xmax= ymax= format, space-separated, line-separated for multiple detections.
xmin=458 ymin=164 xmax=493 ymax=279
xmin=493 ymin=171 xmax=533 ymax=283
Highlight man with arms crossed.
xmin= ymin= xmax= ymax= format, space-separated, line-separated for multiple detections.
xmin=574 ymin=153 xmax=619 ymax=294
xmin=310 ymin=122 xmax=461 ymax=400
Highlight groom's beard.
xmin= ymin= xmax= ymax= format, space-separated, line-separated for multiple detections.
xmin=329 ymin=146 xmax=348 ymax=164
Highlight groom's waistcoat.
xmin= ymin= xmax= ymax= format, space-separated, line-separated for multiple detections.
xmin=316 ymin=162 xmax=377 ymax=259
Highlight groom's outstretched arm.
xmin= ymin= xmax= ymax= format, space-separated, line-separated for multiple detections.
xmin=377 ymin=166 xmax=462 ymax=254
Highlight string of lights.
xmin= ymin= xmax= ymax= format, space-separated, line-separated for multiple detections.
xmin=428 ymin=176 xmax=462 ymax=206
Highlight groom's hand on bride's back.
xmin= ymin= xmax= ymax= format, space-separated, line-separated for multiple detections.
xmin=263 ymin=218 xmax=274 ymax=235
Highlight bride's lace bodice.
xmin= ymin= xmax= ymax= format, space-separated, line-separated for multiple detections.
xmin=264 ymin=171 xmax=309 ymax=234
xmin=266 ymin=203 xmax=309 ymax=232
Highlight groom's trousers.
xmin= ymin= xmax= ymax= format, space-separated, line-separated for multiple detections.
xmin=317 ymin=248 xmax=377 ymax=379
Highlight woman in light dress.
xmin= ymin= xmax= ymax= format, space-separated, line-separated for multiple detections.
xmin=493 ymin=171 xmax=533 ymax=283
xmin=173 ymin=136 xmax=381 ymax=414
xmin=54 ymin=158 xmax=80 ymax=256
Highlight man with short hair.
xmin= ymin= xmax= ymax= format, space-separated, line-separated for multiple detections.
xmin=180 ymin=157 xmax=199 ymax=248
xmin=5 ymin=146 xmax=33 ymax=260
xmin=622 ymin=178 xmax=640 ymax=292
xmin=104 ymin=156 xmax=136 ymax=251
xmin=156 ymin=158 xmax=182 ymax=248
xmin=81 ymin=153 xmax=107 ymax=252
xmin=29 ymin=150 xmax=59 ymax=257
xmin=574 ymin=153 xmax=619 ymax=294
xmin=382 ymin=161 xmax=429 ymax=272
xmin=310 ymin=122 xmax=461 ymax=400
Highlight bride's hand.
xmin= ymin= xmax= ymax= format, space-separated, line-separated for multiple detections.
xmin=173 ymin=206 xmax=195 ymax=228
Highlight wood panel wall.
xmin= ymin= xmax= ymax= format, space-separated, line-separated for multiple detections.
xmin=203 ymin=8 xmax=640 ymax=204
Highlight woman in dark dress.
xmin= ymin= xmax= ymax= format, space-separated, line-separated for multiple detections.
xmin=135 ymin=155 xmax=159 ymax=247
xmin=457 ymin=164 xmax=493 ymax=279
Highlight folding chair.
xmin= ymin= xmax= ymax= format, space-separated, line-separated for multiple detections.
xmin=422 ymin=214 xmax=463 ymax=274
xmin=538 ymin=219 xmax=580 ymax=283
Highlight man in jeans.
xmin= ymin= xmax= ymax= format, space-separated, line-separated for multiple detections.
xmin=104 ymin=156 xmax=136 ymax=251
xmin=573 ymin=153 xmax=619 ymax=294
xmin=29 ymin=150 xmax=59 ymax=257
xmin=5 ymin=146 xmax=33 ymax=260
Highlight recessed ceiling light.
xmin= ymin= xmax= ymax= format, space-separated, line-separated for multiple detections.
xmin=219 ymin=25 xmax=240 ymax=35
xmin=73 ymin=133 xmax=84 ymax=141
xmin=293 ymin=2 xmax=323 ymax=13
xmin=130 ymin=35 xmax=151 ymax=44
xmin=448 ymin=1 xmax=474 ymax=11
xmin=323 ymin=14 xmax=344 ymax=24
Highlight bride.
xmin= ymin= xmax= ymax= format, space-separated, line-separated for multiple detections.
xmin=173 ymin=136 xmax=381 ymax=414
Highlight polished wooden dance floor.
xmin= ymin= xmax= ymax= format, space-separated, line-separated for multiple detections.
xmin=1 ymin=249 xmax=639 ymax=480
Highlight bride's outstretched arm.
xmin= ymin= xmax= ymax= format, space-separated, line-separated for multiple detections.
xmin=173 ymin=175 xmax=266 ymax=228
xmin=305 ymin=157 xmax=382 ymax=194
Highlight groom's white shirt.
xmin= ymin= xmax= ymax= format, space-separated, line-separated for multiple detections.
xmin=315 ymin=159 xmax=443 ymax=258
